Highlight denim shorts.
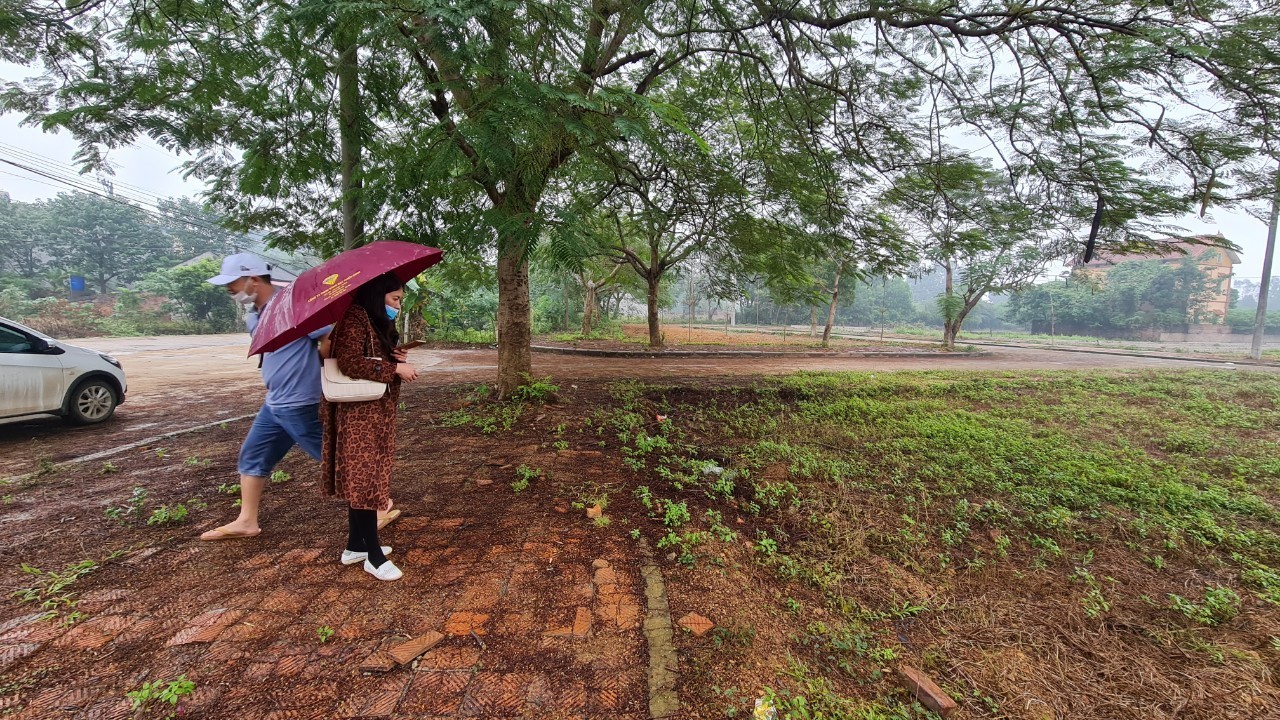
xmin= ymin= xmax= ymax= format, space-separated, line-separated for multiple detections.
xmin=237 ymin=403 xmax=322 ymax=477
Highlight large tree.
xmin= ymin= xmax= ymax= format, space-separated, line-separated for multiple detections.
xmin=40 ymin=192 xmax=170 ymax=294
xmin=7 ymin=0 xmax=1277 ymax=391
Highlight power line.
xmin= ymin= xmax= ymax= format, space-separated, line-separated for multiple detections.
xmin=0 ymin=145 xmax=321 ymax=276
xmin=0 ymin=157 xmax=313 ymax=276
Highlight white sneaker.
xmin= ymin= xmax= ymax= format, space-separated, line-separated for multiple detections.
xmin=340 ymin=546 xmax=393 ymax=565
xmin=364 ymin=559 xmax=403 ymax=581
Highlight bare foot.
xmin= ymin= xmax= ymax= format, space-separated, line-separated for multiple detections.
xmin=200 ymin=522 xmax=261 ymax=541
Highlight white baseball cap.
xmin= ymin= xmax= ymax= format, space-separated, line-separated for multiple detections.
xmin=207 ymin=253 xmax=272 ymax=286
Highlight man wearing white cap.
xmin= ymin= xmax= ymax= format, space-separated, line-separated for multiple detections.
xmin=200 ymin=253 xmax=332 ymax=540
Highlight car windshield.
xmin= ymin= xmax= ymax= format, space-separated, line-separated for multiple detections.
xmin=0 ymin=317 xmax=54 ymax=341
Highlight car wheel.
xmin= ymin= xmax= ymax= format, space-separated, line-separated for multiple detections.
xmin=65 ymin=379 xmax=118 ymax=425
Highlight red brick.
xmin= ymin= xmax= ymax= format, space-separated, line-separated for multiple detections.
xmin=459 ymin=672 xmax=531 ymax=715
xmin=571 ymin=607 xmax=592 ymax=639
xmin=399 ymin=671 xmax=469 ymax=715
xmin=260 ymin=589 xmax=305 ymax=613
xmin=592 ymin=672 xmax=622 ymax=711
xmin=79 ymin=698 xmax=131 ymax=720
xmin=52 ymin=625 xmax=113 ymax=650
xmin=418 ymin=645 xmax=481 ymax=670
xmin=394 ymin=517 xmax=430 ymax=532
xmin=898 ymin=665 xmax=957 ymax=717
xmin=0 ymin=613 xmax=46 ymax=636
xmin=444 ymin=611 xmax=489 ymax=636
xmin=389 ymin=631 xmax=444 ymax=665
xmin=361 ymin=690 xmax=401 ymax=716
xmin=165 ymin=623 xmax=227 ymax=646
xmin=274 ymin=654 xmax=308 ymax=677
xmin=678 ymin=612 xmax=715 ymax=637
xmin=280 ymin=548 xmax=323 ymax=564
xmin=76 ymin=589 xmax=130 ymax=608
xmin=360 ymin=652 xmax=397 ymax=673
xmin=591 ymin=558 xmax=610 ymax=569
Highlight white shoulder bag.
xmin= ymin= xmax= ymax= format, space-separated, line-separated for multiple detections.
xmin=321 ymin=358 xmax=388 ymax=402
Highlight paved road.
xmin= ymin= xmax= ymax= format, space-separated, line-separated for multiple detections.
xmin=1 ymin=333 xmax=1273 ymax=475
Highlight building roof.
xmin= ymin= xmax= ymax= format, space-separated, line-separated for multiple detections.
xmin=1075 ymin=234 xmax=1241 ymax=268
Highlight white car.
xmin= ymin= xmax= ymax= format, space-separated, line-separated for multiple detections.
xmin=0 ymin=316 xmax=127 ymax=425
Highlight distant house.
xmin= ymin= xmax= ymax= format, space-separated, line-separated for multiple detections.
xmin=1071 ymin=234 xmax=1241 ymax=321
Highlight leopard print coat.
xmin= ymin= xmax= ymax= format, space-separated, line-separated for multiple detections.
xmin=320 ymin=305 xmax=400 ymax=511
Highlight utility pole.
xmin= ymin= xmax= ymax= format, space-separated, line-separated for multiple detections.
xmin=1251 ymin=164 xmax=1279 ymax=361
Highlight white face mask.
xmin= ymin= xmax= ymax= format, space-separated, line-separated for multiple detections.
xmin=232 ymin=287 xmax=255 ymax=307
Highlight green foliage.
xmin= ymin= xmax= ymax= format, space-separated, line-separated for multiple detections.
xmin=126 ymin=675 xmax=195 ymax=719
xmin=1168 ymin=586 xmax=1242 ymax=626
xmin=316 ymin=626 xmax=334 ymax=643
xmin=512 ymin=464 xmax=542 ymax=493
xmin=104 ymin=486 xmax=148 ymax=522
xmin=146 ymin=504 xmax=189 ymax=526
xmin=1008 ymin=260 xmax=1224 ymax=335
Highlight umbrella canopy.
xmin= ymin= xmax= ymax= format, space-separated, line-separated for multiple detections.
xmin=247 ymin=240 xmax=443 ymax=356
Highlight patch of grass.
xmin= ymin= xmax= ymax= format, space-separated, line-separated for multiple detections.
xmin=511 ymin=464 xmax=542 ymax=493
xmin=104 ymin=486 xmax=148 ymax=522
xmin=146 ymin=504 xmax=189 ymax=526
xmin=1168 ymin=586 xmax=1242 ymax=626
xmin=593 ymin=370 xmax=1280 ymax=714
xmin=270 ymin=470 xmax=290 ymax=484
xmin=316 ymin=626 xmax=334 ymax=643
xmin=13 ymin=559 xmax=98 ymax=620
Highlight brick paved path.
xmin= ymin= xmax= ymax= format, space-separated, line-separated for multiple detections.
xmin=0 ymin=510 xmax=649 ymax=719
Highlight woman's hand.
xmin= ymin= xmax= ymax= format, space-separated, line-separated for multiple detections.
xmin=394 ymin=362 xmax=418 ymax=382
xmin=392 ymin=348 xmax=409 ymax=362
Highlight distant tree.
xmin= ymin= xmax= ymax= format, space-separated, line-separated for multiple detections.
xmin=0 ymin=193 xmax=48 ymax=278
xmin=41 ymin=193 xmax=171 ymax=294
xmin=1007 ymin=261 xmax=1215 ymax=334
xmin=138 ymin=258 xmax=238 ymax=330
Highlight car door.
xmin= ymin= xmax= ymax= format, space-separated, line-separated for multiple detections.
xmin=0 ymin=323 xmax=65 ymax=417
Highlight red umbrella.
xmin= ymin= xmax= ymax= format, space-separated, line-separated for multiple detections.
xmin=247 ymin=240 xmax=443 ymax=356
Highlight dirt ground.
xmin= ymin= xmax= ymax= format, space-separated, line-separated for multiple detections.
xmin=0 ymin=334 xmax=1275 ymax=719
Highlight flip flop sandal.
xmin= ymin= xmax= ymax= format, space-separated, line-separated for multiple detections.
xmin=376 ymin=508 xmax=402 ymax=530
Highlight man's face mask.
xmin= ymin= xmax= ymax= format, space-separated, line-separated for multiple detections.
xmin=232 ymin=279 xmax=258 ymax=307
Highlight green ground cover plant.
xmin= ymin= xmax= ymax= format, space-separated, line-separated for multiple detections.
xmin=588 ymin=370 xmax=1280 ymax=716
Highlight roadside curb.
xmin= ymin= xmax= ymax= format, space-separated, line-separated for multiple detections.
xmin=531 ymin=345 xmax=987 ymax=360
xmin=945 ymin=339 xmax=1276 ymax=367
xmin=637 ymin=538 xmax=679 ymax=719
xmin=0 ymin=413 xmax=256 ymax=486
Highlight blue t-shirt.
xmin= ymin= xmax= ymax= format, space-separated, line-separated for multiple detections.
xmin=246 ymin=297 xmax=331 ymax=409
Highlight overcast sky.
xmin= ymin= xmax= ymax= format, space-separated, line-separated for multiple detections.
xmin=1 ymin=62 xmax=1274 ymax=284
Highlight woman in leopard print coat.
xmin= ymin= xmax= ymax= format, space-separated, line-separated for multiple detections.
xmin=320 ymin=272 xmax=418 ymax=581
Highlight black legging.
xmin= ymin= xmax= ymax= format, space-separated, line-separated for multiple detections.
xmin=347 ymin=507 xmax=387 ymax=566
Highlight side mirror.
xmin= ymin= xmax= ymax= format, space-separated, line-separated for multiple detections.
xmin=31 ymin=338 xmax=54 ymax=354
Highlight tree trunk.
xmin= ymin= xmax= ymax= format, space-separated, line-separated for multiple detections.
xmin=336 ymin=20 xmax=364 ymax=251
xmin=647 ymin=275 xmax=662 ymax=347
xmin=809 ymin=307 xmax=817 ymax=338
xmin=496 ymin=250 xmax=532 ymax=397
xmin=582 ymin=281 xmax=598 ymax=335
xmin=822 ymin=260 xmax=843 ymax=347
xmin=942 ymin=263 xmax=955 ymax=350
xmin=945 ymin=298 xmax=981 ymax=350
xmin=1251 ymin=164 xmax=1279 ymax=360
